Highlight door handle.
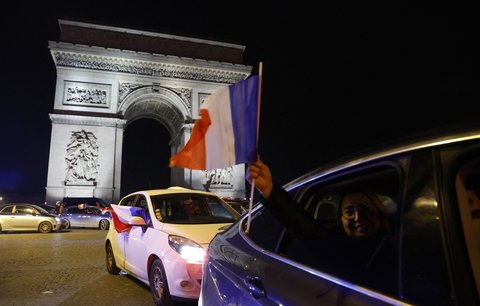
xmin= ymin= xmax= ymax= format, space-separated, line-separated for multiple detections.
xmin=244 ymin=276 xmax=266 ymax=299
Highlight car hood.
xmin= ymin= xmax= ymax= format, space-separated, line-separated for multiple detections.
xmin=160 ymin=222 xmax=232 ymax=245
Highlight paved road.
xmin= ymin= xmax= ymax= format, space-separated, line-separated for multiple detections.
xmin=0 ymin=229 xmax=197 ymax=306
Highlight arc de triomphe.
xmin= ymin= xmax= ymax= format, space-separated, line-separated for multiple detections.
xmin=45 ymin=19 xmax=252 ymax=204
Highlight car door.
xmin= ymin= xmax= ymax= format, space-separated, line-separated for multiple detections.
xmin=66 ymin=207 xmax=82 ymax=227
xmin=237 ymin=211 xmax=348 ymax=306
xmin=83 ymin=207 xmax=100 ymax=227
xmin=115 ymin=195 xmax=138 ymax=268
xmin=204 ymin=207 xmax=284 ymax=306
xmin=77 ymin=207 xmax=91 ymax=227
xmin=13 ymin=205 xmax=39 ymax=230
xmin=0 ymin=205 xmax=16 ymax=230
xmin=124 ymin=194 xmax=152 ymax=280
xmin=207 ymin=205 xmax=403 ymax=306
xmin=269 ymin=164 xmax=403 ymax=304
xmin=207 ymin=161 xmax=408 ymax=306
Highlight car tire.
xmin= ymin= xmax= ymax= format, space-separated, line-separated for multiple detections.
xmin=38 ymin=221 xmax=53 ymax=233
xmin=106 ymin=242 xmax=121 ymax=275
xmin=62 ymin=220 xmax=71 ymax=229
xmin=149 ymin=258 xmax=172 ymax=306
xmin=99 ymin=219 xmax=110 ymax=230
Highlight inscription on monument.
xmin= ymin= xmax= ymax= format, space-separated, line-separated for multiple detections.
xmin=64 ymin=81 xmax=111 ymax=108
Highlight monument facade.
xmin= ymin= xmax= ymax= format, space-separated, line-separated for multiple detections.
xmin=45 ymin=19 xmax=252 ymax=204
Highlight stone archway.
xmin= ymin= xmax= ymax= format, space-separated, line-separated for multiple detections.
xmin=119 ymin=85 xmax=188 ymax=193
xmin=44 ymin=19 xmax=252 ymax=205
xmin=118 ymin=85 xmax=189 ymax=138
xmin=121 ymin=118 xmax=170 ymax=195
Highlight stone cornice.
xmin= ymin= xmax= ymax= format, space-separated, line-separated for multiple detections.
xmin=49 ymin=42 xmax=252 ymax=84
xmin=50 ymin=113 xmax=127 ymax=128
xmin=59 ymin=19 xmax=246 ymax=50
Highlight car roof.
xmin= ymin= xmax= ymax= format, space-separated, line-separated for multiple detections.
xmin=65 ymin=205 xmax=99 ymax=209
xmin=63 ymin=196 xmax=103 ymax=199
xmin=284 ymin=122 xmax=480 ymax=192
xmin=0 ymin=203 xmax=46 ymax=212
xmin=62 ymin=197 xmax=105 ymax=202
xmin=124 ymin=186 xmax=220 ymax=198
xmin=1 ymin=203 xmax=39 ymax=207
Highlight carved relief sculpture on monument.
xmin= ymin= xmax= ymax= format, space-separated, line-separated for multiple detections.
xmin=65 ymin=130 xmax=100 ymax=185
xmin=205 ymin=167 xmax=234 ymax=188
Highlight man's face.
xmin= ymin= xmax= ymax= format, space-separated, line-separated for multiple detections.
xmin=184 ymin=199 xmax=196 ymax=214
xmin=341 ymin=192 xmax=381 ymax=236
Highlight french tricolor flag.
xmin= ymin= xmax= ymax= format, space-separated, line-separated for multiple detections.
xmin=110 ymin=204 xmax=148 ymax=233
xmin=169 ymin=76 xmax=259 ymax=170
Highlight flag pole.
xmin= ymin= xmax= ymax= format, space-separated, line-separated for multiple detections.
xmin=246 ymin=62 xmax=263 ymax=234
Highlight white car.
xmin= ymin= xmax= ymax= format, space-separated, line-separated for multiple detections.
xmin=0 ymin=203 xmax=62 ymax=233
xmin=105 ymin=187 xmax=240 ymax=305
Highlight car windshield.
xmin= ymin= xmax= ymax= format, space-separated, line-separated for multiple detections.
xmin=226 ymin=200 xmax=249 ymax=214
xmin=31 ymin=205 xmax=49 ymax=214
xmin=150 ymin=193 xmax=238 ymax=224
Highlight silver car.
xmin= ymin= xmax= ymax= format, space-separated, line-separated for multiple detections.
xmin=60 ymin=206 xmax=111 ymax=230
xmin=0 ymin=203 xmax=62 ymax=233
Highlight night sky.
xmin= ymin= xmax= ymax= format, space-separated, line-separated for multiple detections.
xmin=2 ymin=2 xmax=479 ymax=203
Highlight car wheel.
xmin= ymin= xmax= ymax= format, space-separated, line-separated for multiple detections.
xmin=38 ymin=221 xmax=53 ymax=233
xmin=106 ymin=242 xmax=121 ymax=275
xmin=149 ymin=258 xmax=172 ymax=306
xmin=62 ymin=219 xmax=71 ymax=229
xmin=99 ymin=219 xmax=110 ymax=230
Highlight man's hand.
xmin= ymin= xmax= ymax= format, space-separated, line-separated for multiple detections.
xmin=246 ymin=159 xmax=273 ymax=198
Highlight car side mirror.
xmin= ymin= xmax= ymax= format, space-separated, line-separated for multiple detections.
xmin=128 ymin=216 xmax=147 ymax=226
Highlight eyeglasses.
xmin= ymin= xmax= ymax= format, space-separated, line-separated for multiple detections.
xmin=342 ymin=202 xmax=377 ymax=220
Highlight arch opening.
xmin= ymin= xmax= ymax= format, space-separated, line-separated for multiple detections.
xmin=121 ymin=118 xmax=171 ymax=196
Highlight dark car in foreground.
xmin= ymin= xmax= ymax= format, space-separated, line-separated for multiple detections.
xmin=0 ymin=203 xmax=62 ymax=233
xmin=200 ymin=123 xmax=480 ymax=306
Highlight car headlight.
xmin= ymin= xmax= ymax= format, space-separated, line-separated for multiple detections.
xmin=55 ymin=217 xmax=61 ymax=222
xmin=168 ymin=235 xmax=205 ymax=263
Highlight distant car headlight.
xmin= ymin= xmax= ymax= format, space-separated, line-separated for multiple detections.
xmin=55 ymin=217 xmax=61 ymax=222
xmin=168 ymin=235 xmax=205 ymax=263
